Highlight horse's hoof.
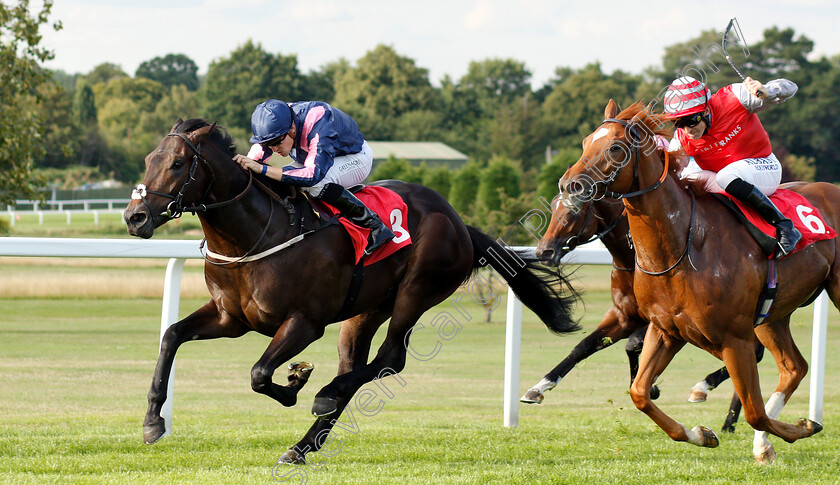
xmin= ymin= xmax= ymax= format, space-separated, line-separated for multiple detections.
xmin=754 ymin=443 xmax=776 ymax=465
xmin=312 ymin=397 xmax=338 ymax=417
xmin=689 ymin=426 xmax=719 ymax=448
xmin=520 ymin=389 xmax=544 ymax=404
xmin=687 ymin=389 xmax=707 ymax=403
xmin=143 ymin=420 xmax=166 ymax=445
xmin=288 ymin=361 xmax=315 ymax=385
xmin=650 ymin=384 xmax=660 ymax=401
xmin=797 ymin=417 xmax=823 ymax=436
xmin=276 ymin=448 xmax=306 ymax=465
xmin=721 ymin=422 xmax=736 ymax=434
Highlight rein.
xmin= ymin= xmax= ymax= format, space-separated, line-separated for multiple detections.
xmin=133 ymin=130 xmax=307 ymax=265
xmin=634 ymin=190 xmax=697 ymax=276
xmin=131 ymin=132 xmax=254 ymax=220
xmin=562 ymin=202 xmax=627 ymax=252
xmin=586 ymin=117 xmax=689 ymax=275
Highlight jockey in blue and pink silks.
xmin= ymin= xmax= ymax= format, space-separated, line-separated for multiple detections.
xmin=233 ymin=99 xmax=395 ymax=256
xmin=664 ymin=75 xmax=801 ymax=258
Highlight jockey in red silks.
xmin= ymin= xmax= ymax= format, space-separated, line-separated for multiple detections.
xmin=664 ymin=75 xmax=801 ymax=258
xmin=233 ymin=99 xmax=394 ymax=256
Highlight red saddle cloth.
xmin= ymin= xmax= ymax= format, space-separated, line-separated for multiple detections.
xmin=719 ymin=188 xmax=835 ymax=256
xmin=317 ymin=186 xmax=412 ymax=265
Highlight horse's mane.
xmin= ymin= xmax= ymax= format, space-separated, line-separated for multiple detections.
xmin=176 ymin=118 xmax=238 ymax=157
xmin=614 ymin=102 xmax=673 ymax=139
xmin=615 ymin=102 xmax=685 ymax=175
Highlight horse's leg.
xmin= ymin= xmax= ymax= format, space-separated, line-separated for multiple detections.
xmin=721 ymin=344 xmax=763 ymax=432
xmin=722 ymin=392 xmax=743 ymax=433
xmin=277 ymin=311 xmax=391 ymax=465
xmin=689 ymin=342 xmax=764 ymax=404
xmin=624 ymin=325 xmax=660 ymax=400
xmin=688 ymin=366 xmax=728 ymax=403
xmin=748 ymin=317 xmax=816 ymax=464
xmin=144 ymin=300 xmax=247 ymax=444
xmin=310 ymin=264 xmax=459 ymax=417
xmin=522 ymin=308 xmax=646 ymax=404
xmin=720 ymin=328 xmax=820 ymax=464
xmin=250 ymin=315 xmax=325 ymax=407
xmin=629 ymin=325 xmax=719 ymax=447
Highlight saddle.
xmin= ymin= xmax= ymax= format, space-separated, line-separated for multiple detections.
xmin=713 ymin=189 xmax=835 ymax=257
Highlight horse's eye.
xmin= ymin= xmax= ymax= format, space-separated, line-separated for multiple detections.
xmin=609 ymin=144 xmax=622 ymax=153
xmin=171 ymin=159 xmax=184 ymax=170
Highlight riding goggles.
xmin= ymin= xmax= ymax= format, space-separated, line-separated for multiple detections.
xmin=261 ymin=132 xmax=287 ymax=150
xmin=674 ymin=113 xmax=705 ymax=129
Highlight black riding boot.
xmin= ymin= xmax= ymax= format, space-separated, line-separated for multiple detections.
xmin=724 ymin=178 xmax=802 ymax=258
xmin=318 ymin=183 xmax=395 ymax=255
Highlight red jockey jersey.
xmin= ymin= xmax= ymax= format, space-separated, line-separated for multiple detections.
xmin=676 ymin=85 xmax=773 ymax=172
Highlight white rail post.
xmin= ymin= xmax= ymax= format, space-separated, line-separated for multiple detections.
xmin=159 ymin=257 xmax=186 ymax=437
xmin=504 ymin=286 xmax=523 ymax=427
xmin=809 ymin=290 xmax=829 ymax=423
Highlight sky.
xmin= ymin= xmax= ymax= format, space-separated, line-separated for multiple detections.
xmin=37 ymin=0 xmax=840 ymax=89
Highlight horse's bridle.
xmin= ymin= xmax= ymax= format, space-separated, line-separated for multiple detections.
xmin=559 ymin=198 xmax=627 ymax=253
xmin=597 ymin=117 xmax=670 ymax=200
xmin=587 ymin=118 xmax=694 ymax=276
xmin=131 ymin=132 xmax=253 ymax=220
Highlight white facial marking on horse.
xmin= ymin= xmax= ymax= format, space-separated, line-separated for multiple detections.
xmin=592 ymin=128 xmax=610 ymax=142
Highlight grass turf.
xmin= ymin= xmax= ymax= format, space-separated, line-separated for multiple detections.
xmin=0 ymin=265 xmax=838 ymax=484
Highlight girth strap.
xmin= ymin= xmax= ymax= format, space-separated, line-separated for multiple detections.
xmin=333 ymin=259 xmax=366 ymax=322
xmin=754 ymin=259 xmax=778 ymax=327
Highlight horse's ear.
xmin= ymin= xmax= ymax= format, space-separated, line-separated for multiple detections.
xmin=604 ymin=99 xmax=619 ymax=119
xmin=170 ymin=118 xmax=184 ymax=133
xmin=189 ymin=124 xmax=216 ymax=143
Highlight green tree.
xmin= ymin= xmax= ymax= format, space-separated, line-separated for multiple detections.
xmin=71 ymin=81 xmax=109 ymax=168
xmin=301 ymin=58 xmax=351 ymax=103
xmin=394 ymin=110 xmax=445 ymax=141
xmin=202 ymin=40 xmax=306 ymax=133
xmin=536 ymin=148 xmax=580 ymax=201
xmin=459 ymin=58 xmax=532 ymax=114
xmin=93 ymin=77 xmax=168 ymax=181
xmin=448 ymin=161 xmax=481 ymax=213
xmin=73 ymin=82 xmax=97 ymax=126
xmin=0 ymin=0 xmax=62 ymax=203
xmin=33 ymin=81 xmax=79 ymax=169
xmin=477 ymin=156 xmax=521 ymax=212
xmin=333 ymin=44 xmax=439 ymax=140
xmin=539 ymin=63 xmax=640 ymax=151
xmin=136 ymin=53 xmax=200 ymax=91
xmin=421 ymin=165 xmax=452 ymax=199
xmin=370 ymin=155 xmax=425 ymax=184
xmin=83 ymin=62 xmax=128 ymax=86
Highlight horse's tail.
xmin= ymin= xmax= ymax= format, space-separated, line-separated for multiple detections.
xmin=466 ymin=225 xmax=580 ymax=335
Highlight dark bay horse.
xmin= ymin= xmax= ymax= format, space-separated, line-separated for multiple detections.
xmin=523 ymin=193 xmax=764 ymax=433
xmin=520 ymin=197 xmax=655 ymax=403
xmin=123 ymin=119 xmax=580 ymax=464
xmin=557 ymin=101 xmax=836 ymax=463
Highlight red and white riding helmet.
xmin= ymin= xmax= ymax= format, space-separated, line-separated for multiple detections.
xmin=663 ymin=76 xmax=711 ymax=119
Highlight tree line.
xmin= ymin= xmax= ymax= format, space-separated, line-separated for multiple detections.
xmin=3 ymin=2 xmax=840 ymax=241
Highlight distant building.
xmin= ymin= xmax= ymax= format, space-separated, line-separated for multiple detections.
xmin=367 ymin=141 xmax=468 ymax=170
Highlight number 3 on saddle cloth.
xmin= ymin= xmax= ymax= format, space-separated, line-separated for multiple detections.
xmin=314 ymin=185 xmax=412 ymax=265
xmin=714 ymin=189 xmax=836 ymax=258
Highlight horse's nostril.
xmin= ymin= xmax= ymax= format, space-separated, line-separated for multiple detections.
xmin=566 ymin=181 xmax=583 ymax=196
xmin=540 ymin=248 xmax=555 ymax=262
xmin=129 ymin=213 xmax=147 ymax=225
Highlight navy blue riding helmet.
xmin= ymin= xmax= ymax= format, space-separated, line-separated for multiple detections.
xmin=250 ymin=99 xmax=295 ymax=144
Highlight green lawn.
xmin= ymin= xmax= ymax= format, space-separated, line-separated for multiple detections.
xmin=0 ymin=265 xmax=838 ymax=484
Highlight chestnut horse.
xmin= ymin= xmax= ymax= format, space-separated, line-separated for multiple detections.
xmin=123 ymin=119 xmax=580 ymax=464
xmin=523 ymin=194 xmax=765 ymax=433
xmin=558 ymin=101 xmax=835 ymax=463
